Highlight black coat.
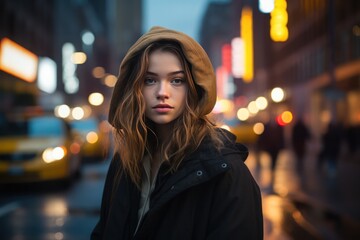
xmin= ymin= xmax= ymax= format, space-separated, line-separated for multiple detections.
xmin=91 ymin=132 xmax=263 ymax=239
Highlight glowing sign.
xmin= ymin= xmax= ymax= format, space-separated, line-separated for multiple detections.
xmin=231 ymin=37 xmax=245 ymax=78
xmin=38 ymin=57 xmax=57 ymax=93
xmin=221 ymin=44 xmax=232 ymax=73
xmin=270 ymin=0 xmax=289 ymax=42
xmin=0 ymin=38 xmax=38 ymax=82
xmin=62 ymin=43 xmax=79 ymax=94
xmin=216 ymin=66 xmax=228 ymax=99
xmin=240 ymin=7 xmax=254 ymax=83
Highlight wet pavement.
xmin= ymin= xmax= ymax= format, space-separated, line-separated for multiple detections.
xmin=245 ymin=142 xmax=360 ymax=240
xmin=0 ymin=160 xmax=109 ymax=240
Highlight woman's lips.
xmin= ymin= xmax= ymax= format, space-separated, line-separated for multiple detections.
xmin=153 ymin=104 xmax=173 ymax=113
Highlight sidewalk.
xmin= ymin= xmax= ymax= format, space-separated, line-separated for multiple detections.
xmin=246 ymin=145 xmax=360 ymax=239
xmin=292 ymin=148 xmax=360 ymax=240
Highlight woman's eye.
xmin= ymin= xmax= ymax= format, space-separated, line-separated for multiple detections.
xmin=144 ymin=78 xmax=155 ymax=85
xmin=171 ymin=78 xmax=185 ymax=85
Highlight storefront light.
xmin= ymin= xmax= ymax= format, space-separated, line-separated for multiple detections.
xmin=38 ymin=57 xmax=57 ymax=93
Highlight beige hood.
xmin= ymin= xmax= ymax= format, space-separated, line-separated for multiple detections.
xmin=108 ymin=26 xmax=216 ymax=125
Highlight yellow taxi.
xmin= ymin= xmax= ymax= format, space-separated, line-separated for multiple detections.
xmin=230 ymin=123 xmax=259 ymax=144
xmin=0 ymin=115 xmax=82 ymax=184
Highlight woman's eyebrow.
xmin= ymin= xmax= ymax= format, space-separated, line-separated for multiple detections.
xmin=145 ymin=71 xmax=157 ymax=76
xmin=168 ymin=70 xmax=185 ymax=76
xmin=146 ymin=71 xmax=185 ymax=76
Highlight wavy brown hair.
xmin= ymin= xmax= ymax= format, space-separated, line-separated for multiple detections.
xmin=112 ymin=40 xmax=223 ymax=188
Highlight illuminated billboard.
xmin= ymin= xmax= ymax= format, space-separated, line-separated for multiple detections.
xmin=0 ymin=38 xmax=38 ymax=82
xmin=231 ymin=37 xmax=245 ymax=78
xmin=240 ymin=7 xmax=254 ymax=83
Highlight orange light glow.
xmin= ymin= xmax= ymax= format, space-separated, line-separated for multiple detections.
xmin=240 ymin=7 xmax=254 ymax=83
xmin=276 ymin=111 xmax=293 ymax=126
xmin=276 ymin=115 xmax=285 ymax=126
xmin=281 ymin=111 xmax=293 ymax=124
xmin=70 ymin=142 xmax=81 ymax=154
xmin=0 ymin=38 xmax=38 ymax=82
xmin=86 ymin=131 xmax=99 ymax=144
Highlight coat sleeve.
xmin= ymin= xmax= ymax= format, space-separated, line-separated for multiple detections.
xmin=90 ymin=155 xmax=120 ymax=240
xmin=206 ymin=158 xmax=263 ymax=240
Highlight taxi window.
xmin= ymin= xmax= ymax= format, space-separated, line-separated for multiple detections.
xmin=28 ymin=117 xmax=65 ymax=137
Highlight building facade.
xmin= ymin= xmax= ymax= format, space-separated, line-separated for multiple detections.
xmin=0 ymin=0 xmax=143 ymax=119
xmin=199 ymin=0 xmax=360 ymax=140
xmin=269 ymin=0 xmax=360 ymax=136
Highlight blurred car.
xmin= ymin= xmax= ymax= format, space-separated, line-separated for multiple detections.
xmin=70 ymin=117 xmax=110 ymax=163
xmin=0 ymin=115 xmax=82 ymax=184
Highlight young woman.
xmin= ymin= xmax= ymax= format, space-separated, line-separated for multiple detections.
xmin=91 ymin=26 xmax=263 ymax=240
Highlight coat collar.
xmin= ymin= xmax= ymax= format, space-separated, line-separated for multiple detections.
xmin=149 ymin=130 xmax=248 ymax=210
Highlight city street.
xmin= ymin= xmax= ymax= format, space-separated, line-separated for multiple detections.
xmin=1 ymin=145 xmax=359 ymax=240
xmin=1 ymin=0 xmax=359 ymax=239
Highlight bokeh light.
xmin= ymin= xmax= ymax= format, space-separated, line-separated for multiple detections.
xmin=248 ymin=101 xmax=259 ymax=114
xmin=71 ymin=52 xmax=87 ymax=64
xmin=86 ymin=131 xmax=98 ymax=144
xmin=88 ymin=92 xmax=104 ymax=106
xmin=237 ymin=108 xmax=250 ymax=121
xmin=104 ymin=74 xmax=117 ymax=87
xmin=72 ymin=107 xmax=85 ymax=120
xmin=271 ymin=87 xmax=285 ymax=102
xmin=253 ymin=122 xmax=265 ymax=135
xmin=55 ymin=104 xmax=71 ymax=118
xmin=255 ymin=96 xmax=268 ymax=110
xmin=92 ymin=66 xmax=105 ymax=78
xmin=82 ymin=30 xmax=95 ymax=45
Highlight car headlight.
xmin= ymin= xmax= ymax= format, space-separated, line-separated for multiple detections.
xmin=42 ymin=146 xmax=67 ymax=163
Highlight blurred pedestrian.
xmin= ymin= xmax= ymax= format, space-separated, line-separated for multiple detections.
xmin=91 ymin=26 xmax=263 ymax=240
xmin=257 ymin=120 xmax=284 ymax=188
xmin=291 ymin=119 xmax=311 ymax=175
xmin=318 ymin=121 xmax=343 ymax=176
xmin=344 ymin=124 xmax=360 ymax=157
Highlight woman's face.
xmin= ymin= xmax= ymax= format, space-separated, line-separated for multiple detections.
xmin=142 ymin=49 xmax=188 ymax=126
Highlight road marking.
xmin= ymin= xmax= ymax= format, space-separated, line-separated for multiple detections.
xmin=0 ymin=202 xmax=20 ymax=217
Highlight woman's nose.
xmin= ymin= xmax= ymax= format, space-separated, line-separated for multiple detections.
xmin=156 ymin=82 xmax=169 ymax=99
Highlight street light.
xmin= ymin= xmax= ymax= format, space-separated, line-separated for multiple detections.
xmin=255 ymin=96 xmax=268 ymax=110
xmin=88 ymin=92 xmax=104 ymax=106
xmin=72 ymin=107 xmax=85 ymax=120
xmin=271 ymin=87 xmax=285 ymax=102
xmin=237 ymin=108 xmax=250 ymax=121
